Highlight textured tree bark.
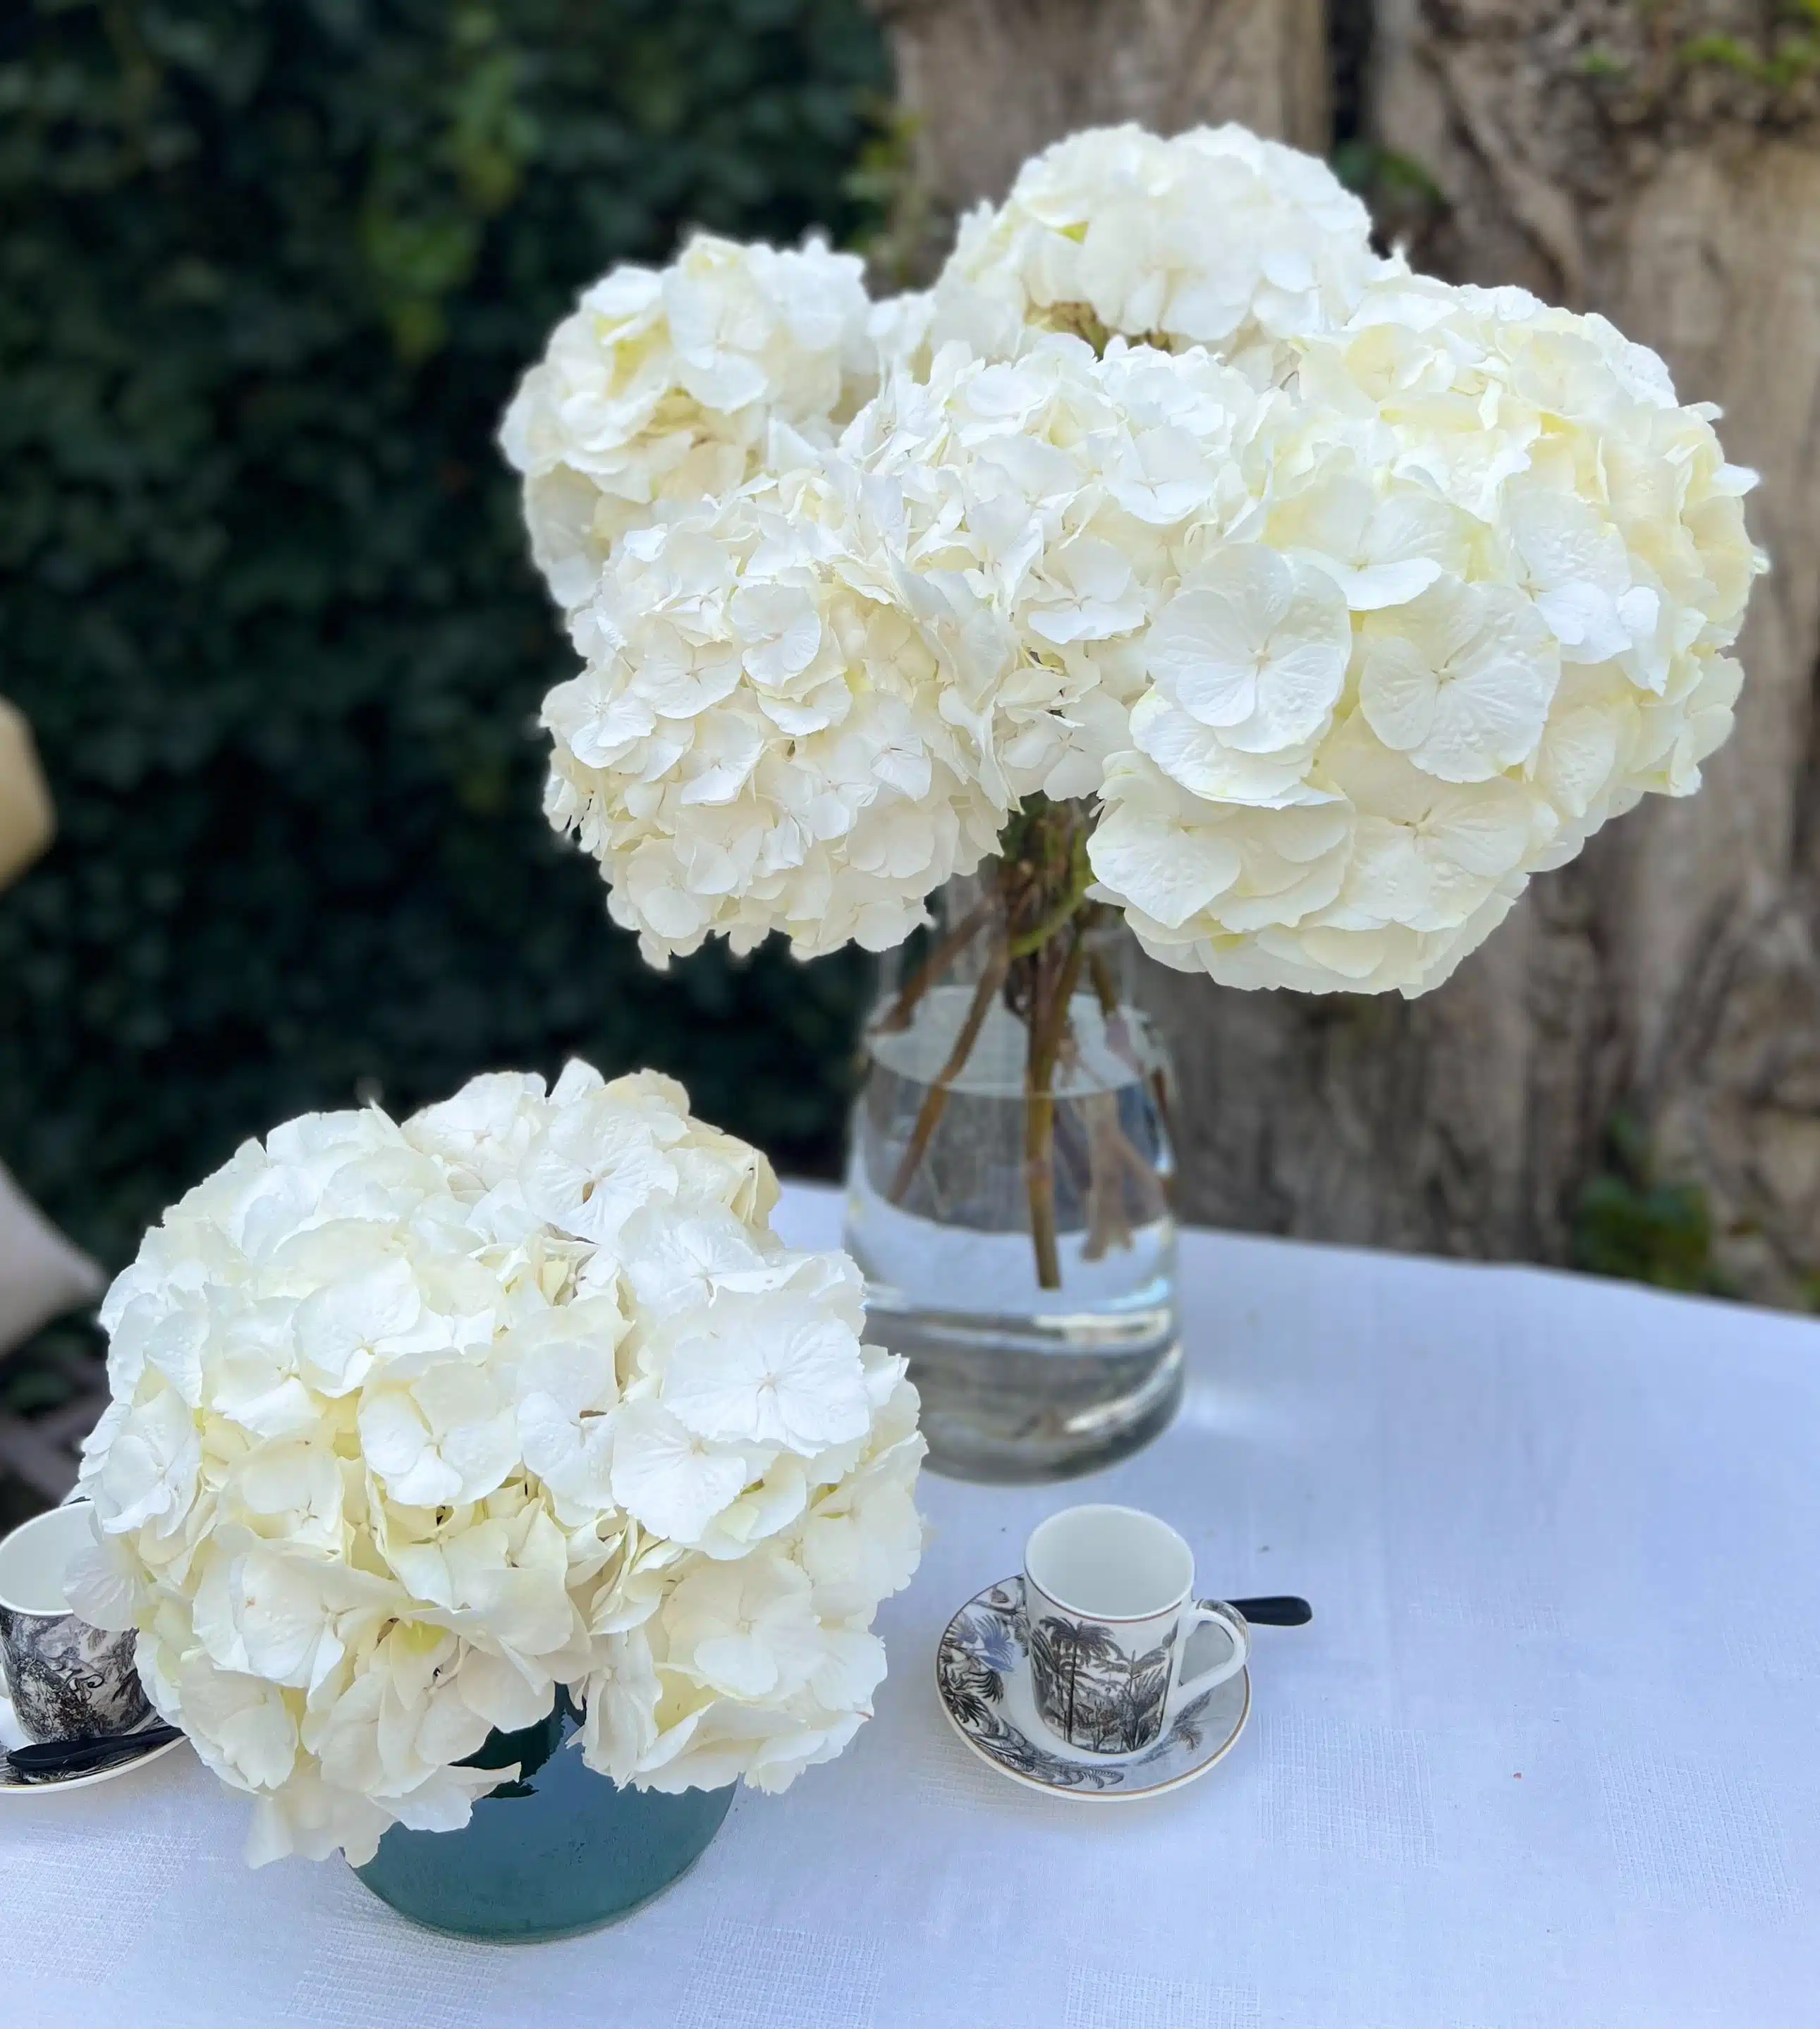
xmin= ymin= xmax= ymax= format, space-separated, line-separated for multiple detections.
xmin=871 ymin=0 xmax=1327 ymax=228
xmin=871 ymin=0 xmax=1820 ymax=1301
xmin=1353 ymin=1 xmax=1820 ymax=1301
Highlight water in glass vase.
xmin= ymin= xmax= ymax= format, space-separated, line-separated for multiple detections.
xmin=844 ymin=979 xmax=1182 ymax=1482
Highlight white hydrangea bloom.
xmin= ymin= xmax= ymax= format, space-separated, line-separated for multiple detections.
xmin=843 ymin=331 xmax=1277 ymax=809
xmin=934 ymin=123 xmax=1388 ymax=376
xmin=1089 ymin=266 xmax=1765 ymax=993
xmin=71 ymin=1066 xmax=924 ymax=1867
xmin=540 ymin=467 xmax=1002 ymax=964
xmin=501 ymin=233 xmax=877 ymax=608
xmin=509 ymin=123 xmax=1762 ymax=993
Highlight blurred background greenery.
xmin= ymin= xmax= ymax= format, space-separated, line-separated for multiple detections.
xmin=0 ymin=0 xmax=891 ymax=1290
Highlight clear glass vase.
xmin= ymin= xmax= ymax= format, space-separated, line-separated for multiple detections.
xmin=842 ymin=801 xmax=1181 ymax=1483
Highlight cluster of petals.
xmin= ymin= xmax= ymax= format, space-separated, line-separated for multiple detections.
xmin=933 ymin=122 xmax=1387 ymax=377
xmin=508 ymin=125 xmax=1764 ymax=993
xmin=841 ymin=332 xmax=1276 ymax=809
xmin=541 ymin=470 xmax=1002 ymax=963
xmin=501 ymin=233 xmax=877 ymax=610
xmin=72 ymin=1065 xmax=924 ymax=1864
xmin=1089 ymin=273 xmax=1762 ymax=991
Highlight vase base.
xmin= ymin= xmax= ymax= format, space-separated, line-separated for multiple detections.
xmin=354 ymin=1821 xmax=726 ymax=1944
xmin=866 ymin=1301 xmax=1185 ymax=1483
xmin=351 ymin=1705 xmax=735 ymax=1943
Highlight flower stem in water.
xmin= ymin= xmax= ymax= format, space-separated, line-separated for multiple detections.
xmin=1023 ymin=923 xmax=1088 ymax=1290
xmin=887 ymin=941 xmax=1010 ymax=1206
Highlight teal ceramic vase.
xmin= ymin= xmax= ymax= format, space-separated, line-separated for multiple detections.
xmin=353 ymin=1696 xmax=734 ymax=1942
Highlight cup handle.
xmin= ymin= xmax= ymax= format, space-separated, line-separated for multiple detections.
xmin=1169 ymin=1599 xmax=1250 ymax=1712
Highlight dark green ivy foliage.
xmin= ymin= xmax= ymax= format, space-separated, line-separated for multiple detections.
xmin=1572 ymin=1112 xmax=1728 ymax=1299
xmin=0 ymin=0 xmax=890 ymax=1270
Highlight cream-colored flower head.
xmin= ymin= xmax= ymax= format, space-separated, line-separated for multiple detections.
xmin=1088 ymin=272 xmax=1766 ymax=993
xmin=934 ymin=122 xmax=1388 ymax=377
xmin=508 ymin=124 xmax=1763 ymax=993
xmin=541 ymin=466 xmax=1003 ymax=964
xmin=71 ymin=1064 xmax=924 ymax=1865
xmin=845 ymin=331 xmax=1278 ymax=808
xmin=501 ymin=233 xmax=877 ymax=608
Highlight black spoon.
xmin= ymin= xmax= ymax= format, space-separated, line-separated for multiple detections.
xmin=1226 ymin=1596 xmax=1312 ymax=1626
xmin=6 ymin=1722 xmax=184 ymax=1782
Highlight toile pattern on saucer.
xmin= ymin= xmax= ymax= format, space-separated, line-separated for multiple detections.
xmin=935 ymin=1579 xmax=1246 ymax=1798
xmin=0 ymin=1687 xmax=178 ymax=1794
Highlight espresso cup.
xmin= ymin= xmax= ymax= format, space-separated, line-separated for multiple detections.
xmin=1022 ymin=1504 xmax=1249 ymax=1756
xmin=0 ymin=1502 xmax=149 ymax=1743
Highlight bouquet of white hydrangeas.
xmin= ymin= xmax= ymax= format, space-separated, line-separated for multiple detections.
xmin=502 ymin=121 xmax=1764 ymax=1278
xmin=70 ymin=1064 xmax=923 ymax=1865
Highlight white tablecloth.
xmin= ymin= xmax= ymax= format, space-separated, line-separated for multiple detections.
xmin=7 ymin=1184 xmax=1820 ymax=2029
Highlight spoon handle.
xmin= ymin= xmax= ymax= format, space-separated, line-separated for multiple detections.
xmin=1227 ymin=1595 xmax=1312 ymax=1626
xmin=7 ymin=1723 xmax=183 ymax=1779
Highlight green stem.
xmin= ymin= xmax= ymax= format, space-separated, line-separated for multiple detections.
xmin=876 ymin=900 xmax=989 ymax=1034
xmin=1024 ymin=925 xmax=1088 ymax=1290
xmin=1007 ymin=826 xmax=1092 ymax=959
xmin=887 ymin=943 xmax=1010 ymax=1207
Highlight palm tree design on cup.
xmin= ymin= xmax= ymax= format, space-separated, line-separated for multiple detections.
xmin=1029 ymin=1615 xmax=1173 ymax=1754
xmin=934 ymin=1580 xmax=1238 ymax=1795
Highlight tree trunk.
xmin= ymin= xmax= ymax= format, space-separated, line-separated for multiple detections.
xmin=1338 ymin=1 xmax=1820 ymax=1302
xmin=872 ymin=0 xmax=1820 ymax=1303
xmin=872 ymin=0 xmax=1327 ymax=231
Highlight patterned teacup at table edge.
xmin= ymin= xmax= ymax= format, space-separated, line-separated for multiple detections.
xmin=1022 ymin=1504 xmax=1249 ymax=1756
xmin=0 ymin=1502 xmax=150 ymax=1743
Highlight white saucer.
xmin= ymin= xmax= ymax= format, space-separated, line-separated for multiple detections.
xmin=0 ymin=1690 xmax=185 ymax=1796
xmin=936 ymin=1576 xmax=1250 ymax=1802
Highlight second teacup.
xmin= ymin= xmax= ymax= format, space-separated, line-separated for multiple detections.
xmin=1022 ymin=1504 xmax=1248 ymax=1757
xmin=0 ymin=1502 xmax=149 ymax=1744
